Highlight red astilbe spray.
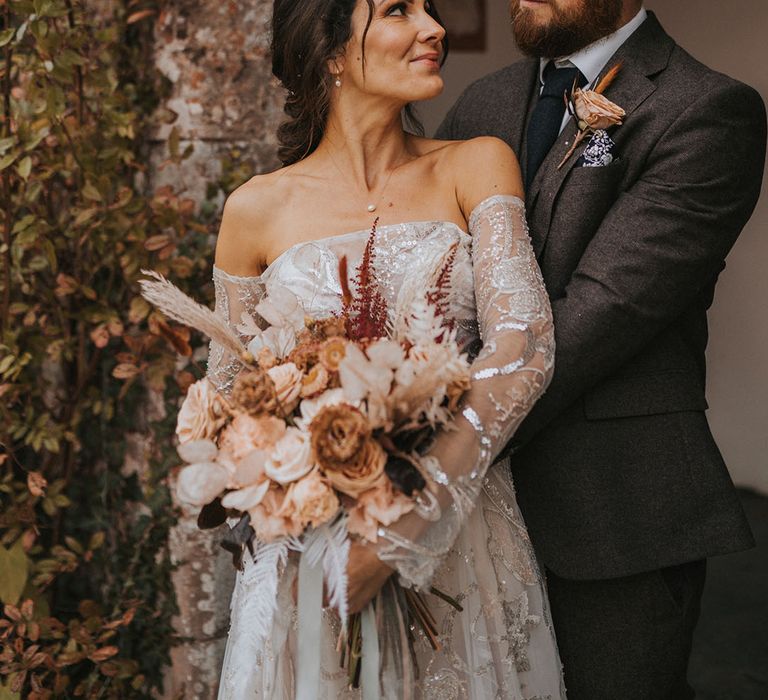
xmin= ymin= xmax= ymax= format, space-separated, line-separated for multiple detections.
xmin=425 ymin=242 xmax=458 ymax=341
xmin=338 ymin=219 xmax=389 ymax=342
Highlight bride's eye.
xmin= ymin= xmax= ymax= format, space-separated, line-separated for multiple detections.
xmin=385 ymin=2 xmax=407 ymax=17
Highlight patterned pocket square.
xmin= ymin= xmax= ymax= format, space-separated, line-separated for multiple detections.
xmin=577 ymin=129 xmax=617 ymax=167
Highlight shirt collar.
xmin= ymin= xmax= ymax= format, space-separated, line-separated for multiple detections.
xmin=539 ymin=7 xmax=648 ymax=88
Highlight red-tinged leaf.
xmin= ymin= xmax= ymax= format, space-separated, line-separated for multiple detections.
xmin=127 ymin=9 xmax=156 ymax=24
xmin=157 ymin=242 xmax=177 ymax=260
xmin=112 ymin=363 xmax=141 ymax=380
xmin=4 ymin=605 xmax=22 ymax=622
xmin=20 ymin=599 xmax=33 ymax=620
xmin=121 ymin=609 xmax=136 ymax=626
xmin=144 ymin=234 xmax=171 ymax=251
xmin=175 ymin=370 xmax=194 ymax=393
xmin=88 ymin=645 xmax=119 ymax=662
xmin=27 ymin=472 xmax=47 ymax=497
xmin=89 ymin=325 xmax=110 ymax=349
xmin=11 ymin=669 xmax=27 ymax=692
xmin=54 ymin=274 xmax=77 ymax=297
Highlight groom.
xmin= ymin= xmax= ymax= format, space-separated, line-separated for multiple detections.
xmin=437 ymin=1 xmax=766 ymax=698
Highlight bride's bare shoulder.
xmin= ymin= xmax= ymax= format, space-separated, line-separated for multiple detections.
xmin=439 ymin=137 xmax=524 ymax=214
xmin=215 ymin=167 xmax=298 ymax=276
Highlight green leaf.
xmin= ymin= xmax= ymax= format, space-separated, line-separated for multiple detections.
xmin=0 ymin=540 xmax=29 ymax=605
xmin=0 ymin=681 xmax=21 ymax=700
xmin=0 ymin=28 xmax=15 ymax=48
xmin=82 ymin=182 xmax=102 ymax=202
xmin=0 ymin=152 xmax=17 ymax=172
xmin=16 ymin=157 xmax=32 ymax=180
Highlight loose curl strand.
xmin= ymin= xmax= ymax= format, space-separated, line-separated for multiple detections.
xmin=271 ymin=0 xmax=449 ymax=166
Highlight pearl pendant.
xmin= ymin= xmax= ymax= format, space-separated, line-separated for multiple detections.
xmin=367 ymin=204 xmax=377 ymax=213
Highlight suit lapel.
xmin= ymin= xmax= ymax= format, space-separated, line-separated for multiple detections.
xmin=525 ymin=13 xmax=675 ymax=257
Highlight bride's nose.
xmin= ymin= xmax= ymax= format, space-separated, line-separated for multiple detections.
xmin=416 ymin=11 xmax=446 ymax=46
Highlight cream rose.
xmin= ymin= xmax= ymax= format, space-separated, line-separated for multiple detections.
xmin=264 ymin=426 xmax=314 ymax=485
xmin=267 ymin=362 xmax=303 ymax=414
xmin=287 ymin=470 xmax=340 ymax=529
xmin=176 ymin=379 xmax=228 ymax=445
xmin=573 ymin=89 xmax=625 ymax=131
xmin=219 ymin=414 xmax=287 ymax=461
xmin=176 ymin=461 xmax=229 ymax=506
xmin=221 ymin=481 xmax=270 ymax=511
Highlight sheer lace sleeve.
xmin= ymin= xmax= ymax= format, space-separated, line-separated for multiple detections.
xmin=207 ymin=266 xmax=266 ymax=396
xmin=376 ymin=195 xmax=555 ymax=589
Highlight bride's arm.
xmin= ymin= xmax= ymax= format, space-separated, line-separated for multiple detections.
xmin=207 ymin=183 xmax=270 ymax=394
xmin=348 ymin=138 xmax=555 ymax=602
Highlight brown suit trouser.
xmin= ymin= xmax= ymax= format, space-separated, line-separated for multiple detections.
xmin=546 ymin=560 xmax=707 ymax=700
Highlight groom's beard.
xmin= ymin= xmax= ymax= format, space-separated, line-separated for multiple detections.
xmin=511 ymin=0 xmax=624 ymax=58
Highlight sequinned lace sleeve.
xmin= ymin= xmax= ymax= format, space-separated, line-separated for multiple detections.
xmin=208 ymin=266 xmax=266 ymax=396
xmin=375 ymin=195 xmax=555 ymax=590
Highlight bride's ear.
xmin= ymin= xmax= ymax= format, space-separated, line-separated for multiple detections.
xmin=327 ymin=54 xmax=346 ymax=84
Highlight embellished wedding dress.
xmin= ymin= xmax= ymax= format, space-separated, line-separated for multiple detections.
xmin=208 ymin=195 xmax=566 ymax=699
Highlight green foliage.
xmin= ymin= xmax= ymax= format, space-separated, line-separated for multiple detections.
xmin=0 ymin=0 xmax=220 ymax=696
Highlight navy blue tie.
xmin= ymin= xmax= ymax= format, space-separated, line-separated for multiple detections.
xmin=526 ymin=63 xmax=586 ymax=190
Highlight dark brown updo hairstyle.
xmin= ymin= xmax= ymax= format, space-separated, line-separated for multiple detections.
xmin=271 ymin=0 xmax=448 ymax=166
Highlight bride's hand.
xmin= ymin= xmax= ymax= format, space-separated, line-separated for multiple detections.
xmin=290 ymin=540 xmax=394 ymax=613
xmin=346 ymin=539 xmax=394 ymax=614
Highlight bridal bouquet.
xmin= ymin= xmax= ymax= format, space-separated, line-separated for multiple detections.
xmin=140 ymin=226 xmax=468 ymax=689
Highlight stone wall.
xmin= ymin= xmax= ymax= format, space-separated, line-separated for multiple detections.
xmin=149 ymin=1 xmax=285 ymax=697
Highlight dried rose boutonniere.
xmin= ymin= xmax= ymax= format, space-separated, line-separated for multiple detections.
xmin=558 ymin=62 xmax=626 ymax=169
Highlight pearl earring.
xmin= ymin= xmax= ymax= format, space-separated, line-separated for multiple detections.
xmin=334 ymin=76 xmax=342 ymax=88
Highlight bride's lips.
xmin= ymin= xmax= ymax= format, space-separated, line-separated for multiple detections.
xmin=411 ymin=52 xmax=441 ymax=69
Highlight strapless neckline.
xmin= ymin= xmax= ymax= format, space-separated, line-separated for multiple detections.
xmin=212 ymin=194 xmax=525 ymax=283
xmin=213 ymin=219 xmax=472 ymax=283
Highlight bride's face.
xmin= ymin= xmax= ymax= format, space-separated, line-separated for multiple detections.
xmin=339 ymin=0 xmax=446 ymax=103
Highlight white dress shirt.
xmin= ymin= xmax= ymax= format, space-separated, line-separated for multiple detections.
xmin=538 ymin=7 xmax=648 ymax=133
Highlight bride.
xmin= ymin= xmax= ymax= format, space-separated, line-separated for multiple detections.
xmin=208 ymin=0 xmax=565 ymax=697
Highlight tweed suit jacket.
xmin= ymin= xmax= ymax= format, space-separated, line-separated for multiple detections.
xmin=437 ymin=13 xmax=766 ymax=580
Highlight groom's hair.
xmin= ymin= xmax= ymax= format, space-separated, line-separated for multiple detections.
xmin=271 ymin=0 xmax=448 ymax=166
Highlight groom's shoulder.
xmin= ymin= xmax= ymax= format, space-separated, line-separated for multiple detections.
xmin=456 ymin=60 xmax=534 ymax=108
xmin=436 ymin=60 xmax=535 ymax=139
xmin=639 ymin=28 xmax=764 ymax=118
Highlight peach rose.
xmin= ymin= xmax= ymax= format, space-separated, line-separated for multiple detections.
xmin=286 ymin=470 xmax=340 ymax=529
xmin=249 ymin=486 xmax=303 ymax=542
xmin=347 ymin=474 xmax=415 ymax=543
xmin=267 ymin=362 xmax=303 ymax=414
xmin=573 ymin=89 xmax=625 ymax=131
xmin=219 ymin=414 xmax=287 ymax=462
xmin=226 ymin=448 xmax=270 ymax=489
xmin=311 ymin=402 xmax=386 ymax=497
xmin=176 ymin=378 xmax=228 ymax=445
xmin=264 ymin=426 xmax=314 ymax=485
